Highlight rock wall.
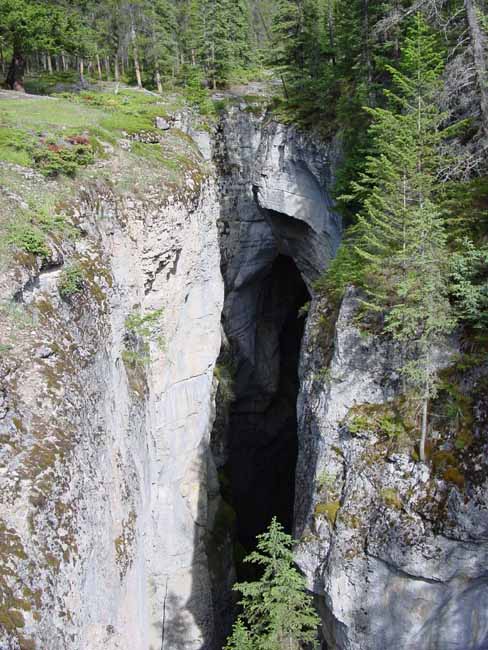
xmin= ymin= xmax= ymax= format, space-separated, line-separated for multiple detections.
xmin=0 ymin=157 xmax=223 ymax=650
xmin=213 ymin=105 xmax=342 ymax=552
xmin=295 ymin=289 xmax=488 ymax=650
xmin=214 ymin=103 xmax=342 ymax=422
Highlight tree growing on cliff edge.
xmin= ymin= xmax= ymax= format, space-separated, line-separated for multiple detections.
xmin=327 ymin=14 xmax=456 ymax=461
xmin=225 ymin=517 xmax=319 ymax=650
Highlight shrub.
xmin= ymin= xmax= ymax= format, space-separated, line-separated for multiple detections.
xmin=380 ymin=488 xmax=402 ymax=509
xmin=315 ymin=470 xmax=336 ymax=491
xmin=58 ymin=264 xmax=84 ymax=298
xmin=122 ymin=308 xmax=164 ymax=366
xmin=443 ymin=466 xmax=465 ymax=488
xmin=7 ymin=222 xmax=49 ymax=258
xmin=347 ymin=403 xmax=410 ymax=440
xmin=214 ymin=362 xmax=235 ymax=405
xmin=33 ymin=141 xmax=94 ymax=177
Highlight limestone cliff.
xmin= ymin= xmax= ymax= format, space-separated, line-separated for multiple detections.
xmin=0 ymin=108 xmax=223 ymax=650
xmin=295 ymin=289 xmax=488 ymax=650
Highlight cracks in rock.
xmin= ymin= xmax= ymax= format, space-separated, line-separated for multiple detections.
xmin=144 ymin=248 xmax=182 ymax=295
xmin=367 ymin=554 xmax=447 ymax=585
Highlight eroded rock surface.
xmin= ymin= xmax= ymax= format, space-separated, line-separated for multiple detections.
xmin=0 ymin=153 xmax=223 ymax=650
xmin=213 ymin=105 xmax=342 ymax=552
xmin=295 ymin=290 xmax=488 ymax=650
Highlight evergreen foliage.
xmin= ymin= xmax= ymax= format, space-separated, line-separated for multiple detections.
xmin=225 ymin=517 xmax=320 ymax=650
xmin=327 ymin=14 xmax=458 ymax=460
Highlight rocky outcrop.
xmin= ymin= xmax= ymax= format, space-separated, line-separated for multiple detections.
xmin=253 ymin=121 xmax=341 ymax=289
xmin=0 ymin=154 xmax=223 ymax=649
xmin=3 ymin=91 xmax=487 ymax=650
xmin=295 ymin=289 xmax=488 ymax=650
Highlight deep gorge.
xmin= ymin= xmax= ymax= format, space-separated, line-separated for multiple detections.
xmin=226 ymin=253 xmax=308 ymax=551
xmin=1 ymin=94 xmax=488 ymax=650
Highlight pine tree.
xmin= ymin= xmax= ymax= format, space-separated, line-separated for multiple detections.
xmin=331 ymin=14 xmax=456 ymax=460
xmin=145 ymin=0 xmax=178 ymax=90
xmin=225 ymin=518 xmax=319 ymax=650
xmin=225 ymin=618 xmax=254 ymax=650
xmin=230 ymin=0 xmax=253 ymax=72
xmin=267 ymin=0 xmax=302 ymax=98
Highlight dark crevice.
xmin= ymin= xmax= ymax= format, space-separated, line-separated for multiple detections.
xmin=224 ymin=254 xmax=310 ymax=554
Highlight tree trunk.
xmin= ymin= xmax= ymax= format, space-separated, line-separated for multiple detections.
xmin=6 ymin=46 xmax=26 ymax=91
xmin=211 ymin=41 xmax=216 ymax=90
xmin=465 ymin=0 xmax=488 ymax=134
xmin=79 ymin=58 xmax=85 ymax=87
xmin=328 ymin=0 xmax=336 ymax=64
xmin=104 ymin=57 xmax=111 ymax=80
xmin=47 ymin=53 xmax=53 ymax=74
xmin=419 ymin=396 xmax=429 ymax=462
xmin=155 ymin=66 xmax=163 ymax=93
xmin=130 ymin=20 xmax=143 ymax=88
xmin=61 ymin=54 xmax=67 ymax=72
xmin=114 ymin=55 xmax=120 ymax=82
xmin=96 ymin=53 xmax=103 ymax=81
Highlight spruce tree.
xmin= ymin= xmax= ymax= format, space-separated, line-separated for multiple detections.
xmin=332 ymin=14 xmax=456 ymax=460
xmin=225 ymin=518 xmax=319 ymax=650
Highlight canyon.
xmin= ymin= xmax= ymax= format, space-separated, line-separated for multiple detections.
xmin=0 ymin=94 xmax=487 ymax=650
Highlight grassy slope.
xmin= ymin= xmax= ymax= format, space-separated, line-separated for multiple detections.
xmin=0 ymin=87 xmax=204 ymax=271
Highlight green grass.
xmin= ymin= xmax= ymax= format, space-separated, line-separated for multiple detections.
xmin=0 ymin=96 xmax=105 ymax=177
xmin=0 ymin=89 xmax=189 ymax=177
xmin=0 ymin=128 xmax=35 ymax=166
xmin=0 ymin=85 xmax=204 ymax=269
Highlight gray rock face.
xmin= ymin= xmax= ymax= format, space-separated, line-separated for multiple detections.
xmin=294 ymin=289 xmax=488 ymax=650
xmin=253 ymin=121 xmax=341 ymax=289
xmin=0 ymin=164 xmax=223 ymax=649
xmin=215 ymin=105 xmax=341 ymax=382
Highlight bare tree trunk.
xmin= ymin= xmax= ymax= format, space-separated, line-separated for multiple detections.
xmin=47 ymin=53 xmax=53 ymax=74
xmin=155 ymin=66 xmax=163 ymax=93
xmin=61 ymin=54 xmax=67 ymax=71
xmin=79 ymin=58 xmax=85 ymax=87
xmin=419 ymin=395 xmax=429 ymax=462
xmin=130 ymin=18 xmax=143 ymax=88
xmin=211 ymin=41 xmax=216 ymax=90
xmin=114 ymin=55 xmax=120 ymax=82
xmin=363 ymin=0 xmax=374 ymax=105
xmin=96 ymin=53 xmax=103 ymax=81
xmin=6 ymin=44 xmax=26 ymax=91
xmin=465 ymin=0 xmax=488 ymax=134
xmin=328 ymin=0 xmax=336 ymax=64
xmin=104 ymin=57 xmax=111 ymax=80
